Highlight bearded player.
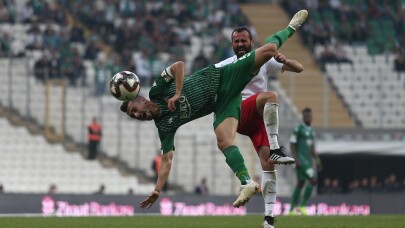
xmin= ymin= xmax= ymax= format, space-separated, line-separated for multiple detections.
xmin=216 ymin=27 xmax=303 ymax=227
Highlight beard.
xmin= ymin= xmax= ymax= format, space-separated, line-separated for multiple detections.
xmin=234 ymin=46 xmax=252 ymax=58
xmin=147 ymin=102 xmax=161 ymax=118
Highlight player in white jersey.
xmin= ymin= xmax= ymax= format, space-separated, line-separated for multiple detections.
xmin=216 ymin=26 xmax=303 ymax=228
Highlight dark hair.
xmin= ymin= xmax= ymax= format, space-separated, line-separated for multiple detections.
xmin=302 ymin=107 xmax=312 ymax=114
xmin=120 ymin=101 xmax=129 ymax=112
xmin=231 ymin=26 xmax=253 ymax=41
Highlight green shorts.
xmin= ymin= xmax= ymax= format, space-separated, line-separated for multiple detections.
xmin=296 ymin=163 xmax=315 ymax=181
xmin=213 ymin=51 xmax=256 ymax=129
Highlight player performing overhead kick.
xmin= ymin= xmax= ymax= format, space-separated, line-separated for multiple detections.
xmin=119 ymin=10 xmax=309 ymax=209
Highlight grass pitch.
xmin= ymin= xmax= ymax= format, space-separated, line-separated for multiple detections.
xmin=0 ymin=215 xmax=404 ymax=228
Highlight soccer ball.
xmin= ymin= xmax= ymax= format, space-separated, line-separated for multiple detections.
xmin=110 ymin=71 xmax=141 ymax=101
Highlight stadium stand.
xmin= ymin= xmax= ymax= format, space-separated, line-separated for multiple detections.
xmin=0 ymin=117 xmax=153 ymax=194
xmin=323 ymin=46 xmax=405 ymax=128
xmin=0 ymin=0 xmax=272 ymax=196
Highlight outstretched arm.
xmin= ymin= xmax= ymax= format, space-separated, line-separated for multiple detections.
xmin=274 ymin=52 xmax=304 ymax=73
xmin=140 ymin=151 xmax=174 ymax=208
xmin=167 ymin=61 xmax=185 ymax=112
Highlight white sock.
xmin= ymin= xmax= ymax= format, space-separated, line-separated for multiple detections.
xmin=261 ymin=170 xmax=277 ymax=217
xmin=263 ymin=103 xmax=280 ymax=150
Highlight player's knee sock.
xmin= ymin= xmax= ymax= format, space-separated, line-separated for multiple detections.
xmin=261 ymin=170 xmax=277 ymax=216
xmin=223 ymin=145 xmax=251 ymax=185
xmin=264 ymin=27 xmax=295 ymax=48
xmin=263 ymin=103 xmax=280 ymax=150
xmin=300 ymin=184 xmax=314 ymax=207
xmin=290 ymin=187 xmax=302 ymax=211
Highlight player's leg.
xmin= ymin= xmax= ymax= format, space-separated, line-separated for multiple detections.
xmin=259 ymin=147 xmax=277 ymax=228
xmin=289 ymin=180 xmax=305 ymax=215
xmin=289 ymin=166 xmax=307 ymax=215
xmin=298 ymin=173 xmax=317 ymax=215
xmin=236 ymin=95 xmax=277 ymax=227
xmin=252 ymin=9 xmax=308 ymax=73
xmin=214 ymin=96 xmax=259 ymax=208
xmin=257 ymin=92 xmax=295 ymax=164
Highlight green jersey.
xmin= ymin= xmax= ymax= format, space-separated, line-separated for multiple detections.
xmin=149 ymin=65 xmax=221 ymax=153
xmin=290 ymin=124 xmax=315 ymax=166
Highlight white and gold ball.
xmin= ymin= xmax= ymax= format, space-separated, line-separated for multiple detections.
xmin=110 ymin=71 xmax=141 ymax=101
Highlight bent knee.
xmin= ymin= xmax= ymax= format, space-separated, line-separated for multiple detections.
xmin=257 ymin=91 xmax=279 ymax=105
xmin=216 ymin=138 xmax=234 ymax=152
xmin=262 ymin=43 xmax=278 ymax=58
xmin=263 ymin=91 xmax=278 ymax=103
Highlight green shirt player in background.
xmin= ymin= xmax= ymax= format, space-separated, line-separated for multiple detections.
xmin=289 ymin=107 xmax=322 ymax=215
xmin=119 ymin=10 xmax=309 ymax=209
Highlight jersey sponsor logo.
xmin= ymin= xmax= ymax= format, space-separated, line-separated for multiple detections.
xmin=179 ymin=96 xmax=191 ymax=119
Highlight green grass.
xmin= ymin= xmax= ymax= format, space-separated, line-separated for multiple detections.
xmin=0 ymin=215 xmax=404 ymax=228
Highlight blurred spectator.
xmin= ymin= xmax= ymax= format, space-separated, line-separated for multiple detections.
xmin=369 ymin=176 xmax=383 ymax=193
xmin=34 ymin=53 xmax=50 ymax=81
xmin=87 ymin=116 xmax=102 ymax=160
xmin=43 ymin=23 xmax=61 ymax=50
xmin=84 ymin=40 xmax=101 ymax=60
xmin=71 ymin=55 xmax=87 ymax=87
xmin=311 ymin=23 xmax=330 ymax=45
xmin=335 ymin=47 xmax=352 ymax=64
xmin=359 ymin=177 xmax=370 ymax=192
xmin=319 ymin=46 xmax=339 ymax=66
xmin=194 ymin=178 xmax=209 ymax=195
xmin=121 ymin=49 xmax=137 ymax=72
xmin=0 ymin=32 xmax=13 ymax=57
xmin=48 ymin=49 xmax=61 ymax=79
xmin=26 ymin=22 xmax=43 ymax=50
xmin=93 ymin=59 xmax=109 ymax=96
xmin=107 ymin=55 xmax=124 ymax=79
xmin=48 ymin=3 xmax=67 ymax=25
xmin=330 ymin=179 xmax=343 ymax=194
xmin=48 ymin=184 xmax=57 ymax=194
xmin=133 ymin=49 xmax=164 ymax=87
xmin=351 ymin=23 xmax=367 ymax=45
xmin=0 ymin=1 xmax=16 ymax=23
xmin=394 ymin=54 xmax=405 ymax=72
xmin=319 ymin=177 xmax=332 ymax=194
xmin=348 ymin=179 xmax=360 ymax=193
xmin=70 ymin=22 xmax=85 ymax=43
xmin=337 ymin=15 xmax=352 ymax=43
xmin=212 ymin=33 xmax=232 ymax=63
xmin=0 ymin=184 xmax=3 ymax=193
xmin=20 ymin=1 xmax=34 ymax=24
xmin=94 ymin=184 xmax=105 ymax=194
xmin=119 ymin=0 xmax=136 ymax=18
xmin=191 ymin=49 xmax=209 ymax=73
xmin=384 ymin=173 xmax=401 ymax=192
xmin=319 ymin=43 xmax=352 ymax=69
xmin=127 ymin=188 xmax=134 ymax=195
xmin=113 ymin=19 xmax=133 ymax=54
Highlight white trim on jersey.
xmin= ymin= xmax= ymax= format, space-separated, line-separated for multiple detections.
xmin=215 ymin=55 xmax=237 ymax=68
